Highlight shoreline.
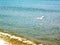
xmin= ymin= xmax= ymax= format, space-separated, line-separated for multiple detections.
xmin=0 ymin=31 xmax=53 ymax=45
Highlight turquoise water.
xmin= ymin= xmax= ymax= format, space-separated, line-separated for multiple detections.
xmin=0 ymin=0 xmax=60 ymax=45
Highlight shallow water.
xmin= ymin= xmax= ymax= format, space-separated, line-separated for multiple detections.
xmin=0 ymin=0 xmax=60 ymax=45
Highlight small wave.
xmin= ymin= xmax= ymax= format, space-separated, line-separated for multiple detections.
xmin=0 ymin=6 xmax=60 ymax=12
xmin=0 ymin=32 xmax=43 ymax=45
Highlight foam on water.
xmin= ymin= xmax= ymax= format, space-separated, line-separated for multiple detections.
xmin=0 ymin=39 xmax=9 ymax=45
xmin=0 ymin=32 xmax=42 ymax=45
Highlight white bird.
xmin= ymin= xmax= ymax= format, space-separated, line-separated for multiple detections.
xmin=36 ymin=16 xmax=44 ymax=20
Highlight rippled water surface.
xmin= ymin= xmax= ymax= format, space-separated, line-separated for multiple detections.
xmin=0 ymin=0 xmax=60 ymax=45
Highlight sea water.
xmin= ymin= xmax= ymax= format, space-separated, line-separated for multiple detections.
xmin=0 ymin=0 xmax=60 ymax=45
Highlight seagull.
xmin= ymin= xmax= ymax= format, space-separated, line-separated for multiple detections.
xmin=36 ymin=16 xmax=44 ymax=20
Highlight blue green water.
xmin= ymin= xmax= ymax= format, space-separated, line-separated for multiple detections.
xmin=0 ymin=0 xmax=60 ymax=45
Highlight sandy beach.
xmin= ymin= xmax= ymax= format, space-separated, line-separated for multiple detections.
xmin=0 ymin=31 xmax=53 ymax=45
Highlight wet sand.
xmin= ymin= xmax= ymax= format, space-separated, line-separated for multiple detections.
xmin=0 ymin=31 xmax=53 ymax=45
